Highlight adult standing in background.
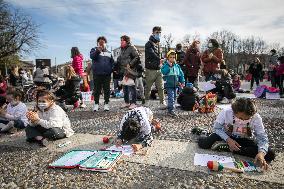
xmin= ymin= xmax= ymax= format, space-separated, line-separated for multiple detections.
xmin=33 ymin=62 xmax=51 ymax=89
xmin=90 ymin=36 xmax=114 ymax=112
xmin=115 ymin=35 xmax=140 ymax=109
xmin=182 ymin=41 xmax=201 ymax=86
xmin=249 ymin=57 xmax=263 ymax=90
xmin=144 ymin=26 xmax=166 ymax=108
xmin=175 ymin=43 xmax=186 ymax=72
xmin=201 ymin=39 xmax=224 ymax=81
xmin=268 ymin=49 xmax=278 ymax=87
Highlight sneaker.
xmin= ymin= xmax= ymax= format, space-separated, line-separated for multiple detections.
xmin=129 ymin=104 xmax=137 ymax=109
xmin=160 ymin=101 xmax=167 ymax=110
xmin=79 ymin=103 xmax=87 ymax=108
xmin=104 ymin=104 xmax=110 ymax=111
xmin=220 ymin=97 xmax=230 ymax=104
xmin=93 ymin=104 xmax=99 ymax=112
xmin=168 ymin=111 xmax=178 ymax=118
xmin=211 ymin=141 xmax=230 ymax=152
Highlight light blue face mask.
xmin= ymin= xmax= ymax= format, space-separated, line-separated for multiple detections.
xmin=153 ymin=34 xmax=161 ymax=42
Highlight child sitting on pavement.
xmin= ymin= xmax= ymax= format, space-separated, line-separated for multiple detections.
xmin=198 ymin=98 xmax=275 ymax=170
xmin=115 ymin=106 xmax=160 ymax=152
xmin=0 ymin=88 xmax=28 ymax=133
xmin=177 ymin=83 xmax=199 ymax=111
xmin=25 ymin=90 xmax=74 ymax=147
xmin=161 ymin=50 xmax=185 ymax=117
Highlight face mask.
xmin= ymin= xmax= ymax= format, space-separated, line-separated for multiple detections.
xmin=38 ymin=102 xmax=49 ymax=111
xmin=235 ymin=116 xmax=251 ymax=126
xmin=121 ymin=41 xmax=127 ymax=48
xmin=153 ymin=34 xmax=161 ymax=42
xmin=58 ymin=82 xmax=64 ymax=86
xmin=208 ymin=43 xmax=213 ymax=48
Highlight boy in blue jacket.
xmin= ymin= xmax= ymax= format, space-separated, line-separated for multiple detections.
xmin=161 ymin=50 xmax=185 ymax=117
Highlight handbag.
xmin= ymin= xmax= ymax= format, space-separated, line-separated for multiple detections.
xmin=125 ymin=66 xmax=138 ymax=80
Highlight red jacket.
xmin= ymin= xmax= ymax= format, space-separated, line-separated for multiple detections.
xmin=201 ymin=48 xmax=223 ymax=74
xmin=276 ymin=64 xmax=284 ymax=76
xmin=183 ymin=48 xmax=201 ymax=77
xmin=72 ymin=54 xmax=84 ymax=76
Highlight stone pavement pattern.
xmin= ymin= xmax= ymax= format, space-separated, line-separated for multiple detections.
xmin=0 ymin=91 xmax=284 ymax=188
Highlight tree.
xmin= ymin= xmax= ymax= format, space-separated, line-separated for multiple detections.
xmin=181 ymin=33 xmax=200 ymax=48
xmin=0 ymin=0 xmax=40 ymax=61
xmin=162 ymin=33 xmax=174 ymax=55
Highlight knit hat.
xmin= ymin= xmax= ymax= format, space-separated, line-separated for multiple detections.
xmin=166 ymin=50 xmax=176 ymax=58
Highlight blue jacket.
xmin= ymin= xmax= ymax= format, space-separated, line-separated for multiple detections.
xmin=90 ymin=47 xmax=114 ymax=76
xmin=161 ymin=61 xmax=185 ymax=88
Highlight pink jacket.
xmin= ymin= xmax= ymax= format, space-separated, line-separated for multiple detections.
xmin=72 ymin=54 xmax=84 ymax=76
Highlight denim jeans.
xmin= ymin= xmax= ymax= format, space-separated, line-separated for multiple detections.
xmin=166 ymin=87 xmax=177 ymax=112
xmin=123 ymin=85 xmax=137 ymax=104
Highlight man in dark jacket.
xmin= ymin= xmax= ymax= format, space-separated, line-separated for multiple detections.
xmin=90 ymin=36 xmax=114 ymax=112
xmin=144 ymin=26 xmax=166 ymax=108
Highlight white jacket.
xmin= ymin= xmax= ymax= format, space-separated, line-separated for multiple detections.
xmin=31 ymin=104 xmax=74 ymax=137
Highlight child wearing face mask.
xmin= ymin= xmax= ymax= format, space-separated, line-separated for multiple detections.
xmin=25 ymin=90 xmax=74 ymax=147
xmin=0 ymin=88 xmax=28 ymax=133
xmin=198 ymin=98 xmax=275 ymax=170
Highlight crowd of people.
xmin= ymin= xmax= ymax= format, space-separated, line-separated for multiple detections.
xmin=0 ymin=26 xmax=282 ymax=171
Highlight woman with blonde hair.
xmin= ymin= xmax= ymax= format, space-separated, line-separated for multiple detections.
xmin=55 ymin=65 xmax=83 ymax=111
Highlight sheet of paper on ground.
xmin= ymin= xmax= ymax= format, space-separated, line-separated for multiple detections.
xmin=107 ymin=145 xmax=134 ymax=156
xmin=194 ymin=153 xmax=235 ymax=168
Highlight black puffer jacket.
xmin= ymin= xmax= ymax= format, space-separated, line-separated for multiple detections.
xmin=177 ymin=87 xmax=199 ymax=111
xmin=145 ymin=35 xmax=161 ymax=70
xmin=116 ymin=44 xmax=140 ymax=76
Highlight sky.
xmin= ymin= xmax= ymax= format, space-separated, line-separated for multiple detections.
xmin=8 ymin=0 xmax=284 ymax=66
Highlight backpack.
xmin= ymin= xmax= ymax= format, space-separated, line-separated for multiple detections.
xmin=198 ymin=93 xmax=217 ymax=113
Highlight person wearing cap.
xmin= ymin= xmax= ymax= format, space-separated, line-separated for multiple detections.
xmin=161 ymin=50 xmax=185 ymax=117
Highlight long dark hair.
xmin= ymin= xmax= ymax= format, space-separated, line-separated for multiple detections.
xmin=209 ymin=39 xmax=220 ymax=48
xmin=71 ymin=47 xmax=81 ymax=58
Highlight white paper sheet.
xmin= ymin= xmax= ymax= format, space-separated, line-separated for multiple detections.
xmin=199 ymin=82 xmax=216 ymax=92
xmin=194 ymin=153 xmax=235 ymax=168
xmin=106 ymin=145 xmax=134 ymax=156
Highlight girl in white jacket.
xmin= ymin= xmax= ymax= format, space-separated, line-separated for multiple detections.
xmin=0 ymin=89 xmax=28 ymax=133
xmin=25 ymin=90 xmax=74 ymax=147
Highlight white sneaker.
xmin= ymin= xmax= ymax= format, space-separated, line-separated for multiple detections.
xmin=93 ymin=104 xmax=99 ymax=112
xmin=220 ymin=97 xmax=230 ymax=104
xmin=80 ymin=103 xmax=87 ymax=108
xmin=159 ymin=101 xmax=167 ymax=109
xmin=104 ymin=104 xmax=110 ymax=111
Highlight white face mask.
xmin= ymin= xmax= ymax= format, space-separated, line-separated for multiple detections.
xmin=38 ymin=102 xmax=49 ymax=111
xmin=208 ymin=43 xmax=213 ymax=48
xmin=58 ymin=82 xmax=64 ymax=86
xmin=235 ymin=116 xmax=251 ymax=126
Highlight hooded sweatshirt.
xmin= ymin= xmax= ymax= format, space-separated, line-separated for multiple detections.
xmin=72 ymin=54 xmax=84 ymax=76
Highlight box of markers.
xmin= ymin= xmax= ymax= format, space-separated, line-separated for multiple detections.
xmin=49 ymin=150 xmax=122 ymax=172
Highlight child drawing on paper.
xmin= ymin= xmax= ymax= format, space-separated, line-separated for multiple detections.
xmin=198 ymin=98 xmax=275 ymax=170
xmin=115 ymin=107 xmax=161 ymax=152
